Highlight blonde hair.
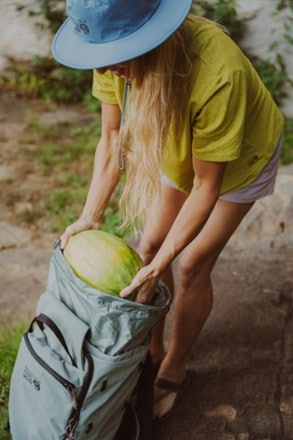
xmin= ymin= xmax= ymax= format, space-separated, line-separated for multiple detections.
xmin=119 ymin=15 xmax=226 ymax=228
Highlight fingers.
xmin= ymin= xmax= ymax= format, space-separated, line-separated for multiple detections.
xmin=60 ymin=228 xmax=72 ymax=250
xmin=120 ymin=283 xmax=137 ymax=298
xmin=60 ymin=223 xmax=79 ymax=249
xmin=120 ymin=284 xmax=154 ymax=304
xmin=120 ymin=267 xmax=159 ymax=304
xmin=135 ymin=289 xmax=156 ymax=305
xmin=120 ymin=269 xmax=146 ymax=299
xmin=59 ymin=218 xmax=100 ymax=249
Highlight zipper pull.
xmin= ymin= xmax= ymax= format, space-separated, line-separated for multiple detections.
xmin=117 ymin=78 xmax=131 ymax=170
xmin=64 ymin=383 xmax=79 ymax=439
xmin=65 ymin=411 xmax=79 ymax=439
xmin=65 ymin=383 xmax=78 ymax=410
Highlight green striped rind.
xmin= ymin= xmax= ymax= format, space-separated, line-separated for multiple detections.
xmin=63 ymin=230 xmax=144 ymax=299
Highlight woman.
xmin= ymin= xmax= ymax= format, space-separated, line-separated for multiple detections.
xmin=52 ymin=0 xmax=284 ymax=421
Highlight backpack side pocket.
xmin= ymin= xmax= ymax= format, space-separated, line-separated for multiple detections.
xmin=9 ymin=314 xmax=93 ymax=440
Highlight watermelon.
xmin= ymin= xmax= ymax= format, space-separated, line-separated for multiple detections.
xmin=63 ymin=230 xmax=144 ymax=298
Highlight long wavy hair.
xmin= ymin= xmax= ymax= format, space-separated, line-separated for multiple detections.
xmin=119 ymin=15 xmax=224 ymax=228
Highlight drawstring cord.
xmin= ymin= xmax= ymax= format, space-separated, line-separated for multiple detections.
xmin=117 ymin=78 xmax=131 ymax=170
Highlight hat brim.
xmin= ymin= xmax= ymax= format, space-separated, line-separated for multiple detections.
xmin=51 ymin=0 xmax=193 ymax=69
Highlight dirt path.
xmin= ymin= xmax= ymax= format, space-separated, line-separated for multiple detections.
xmin=1 ymin=90 xmax=293 ymax=438
xmin=0 ymin=90 xmax=96 ymax=322
xmin=0 ymin=89 xmax=96 ymax=243
xmin=1 ymin=89 xmax=292 ymax=321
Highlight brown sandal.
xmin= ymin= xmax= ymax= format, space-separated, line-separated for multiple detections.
xmin=153 ymin=371 xmax=192 ymax=423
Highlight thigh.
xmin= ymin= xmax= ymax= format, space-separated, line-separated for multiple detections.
xmin=140 ymin=184 xmax=188 ymax=260
xmin=179 ymin=199 xmax=254 ymax=275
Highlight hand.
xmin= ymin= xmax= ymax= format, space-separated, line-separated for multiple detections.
xmin=60 ymin=217 xmax=100 ymax=249
xmin=120 ymin=265 xmax=160 ymax=304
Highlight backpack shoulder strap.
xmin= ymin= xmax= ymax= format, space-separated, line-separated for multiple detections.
xmin=115 ymin=351 xmax=154 ymax=440
xmin=135 ymin=352 xmax=154 ymax=440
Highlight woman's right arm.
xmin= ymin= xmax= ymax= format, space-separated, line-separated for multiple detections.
xmin=60 ymin=102 xmax=122 ymax=248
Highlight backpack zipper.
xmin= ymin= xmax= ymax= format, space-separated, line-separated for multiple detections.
xmin=34 ymin=314 xmax=77 ymax=367
xmin=64 ymin=346 xmax=94 ymax=440
xmin=76 ymin=346 xmax=94 ymax=411
xmin=24 ymin=331 xmax=94 ymax=439
xmin=24 ymin=333 xmax=76 ymax=391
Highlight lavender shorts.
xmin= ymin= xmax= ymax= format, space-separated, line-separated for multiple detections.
xmin=161 ymin=132 xmax=284 ymax=204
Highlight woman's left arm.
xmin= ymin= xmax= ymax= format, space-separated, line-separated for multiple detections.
xmin=120 ymin=158 xmax=227 ymax=303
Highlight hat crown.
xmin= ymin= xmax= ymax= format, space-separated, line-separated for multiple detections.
xmin=68 ymin=0 xmax=161 ymax=44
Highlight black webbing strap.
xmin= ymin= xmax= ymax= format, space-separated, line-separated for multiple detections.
xmin=135 ymin=352 xmax=154 ymax=440
xmin=30 ymin=313 xmax=77 ymax=367
xmin=115 ymin=351 xmax=154 ymax=440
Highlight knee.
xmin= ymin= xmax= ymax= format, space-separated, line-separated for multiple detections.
xmin=139 ymin=235 xmax=162 ymax=264
xmin=177 ymin=250 xmax=212 ymax=289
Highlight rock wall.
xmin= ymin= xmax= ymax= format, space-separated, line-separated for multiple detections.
xmin=236 ymin=0 xmax=293 ymax=117
xmin=0 ymin=0 xmax=51 ymax=68
xmin=0 ymin=0 xmax=292 ymax=116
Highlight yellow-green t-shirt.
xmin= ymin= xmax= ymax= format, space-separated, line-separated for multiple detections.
xmin=92 ymin=17 xmax=284 ymax=195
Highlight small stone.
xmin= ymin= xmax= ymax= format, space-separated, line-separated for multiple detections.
xmin=0 ymin=164 xmax=15 ymax=181
xmin=0 ymin=222 xmax=32 ymax=249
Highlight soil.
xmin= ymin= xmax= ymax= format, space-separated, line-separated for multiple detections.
xmin=0 ymin=89 xmax=98 ymax=323
xmin=0 ymin=89 xmax=96 ymax=247
xmin=1 ymin=89 xmax=293 ymax=439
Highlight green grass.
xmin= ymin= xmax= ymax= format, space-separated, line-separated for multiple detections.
xmin=14 ymin=121 xmax=99 ymax=232
xmin=15 ymin=114 xmax=292 ymax=236
xmin=2 ymin=116 xmax=131 ymax=238
xmin=281 ymin=119 xmax=293 ymax=166
xmin=0 ymin=58 xmax=100 ymax=111
xmin=0 ymin=322 xmax=28 ymax=440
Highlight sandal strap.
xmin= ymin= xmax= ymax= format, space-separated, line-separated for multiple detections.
xmin=154 ymin=377 xmax=182 ymax=393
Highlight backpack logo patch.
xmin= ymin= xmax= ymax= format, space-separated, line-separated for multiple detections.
xmin=23 ymin=366 xmax=41 ymax=391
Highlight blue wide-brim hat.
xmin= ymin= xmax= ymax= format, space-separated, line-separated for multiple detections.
xmin=52 ymin=0 xmax=193 ymax=70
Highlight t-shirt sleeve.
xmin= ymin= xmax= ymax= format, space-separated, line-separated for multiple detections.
xmin=192 ymin=71 xmax=247 ymax=162
xmin=92 ymin=70 xmax=118 ymax=104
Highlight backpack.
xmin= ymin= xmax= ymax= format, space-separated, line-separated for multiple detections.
xmin=8 ymin=245 xmax=170 ymax=440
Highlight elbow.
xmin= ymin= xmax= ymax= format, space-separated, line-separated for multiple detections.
xmin=192 ymin=176 xmax=221 ymax=199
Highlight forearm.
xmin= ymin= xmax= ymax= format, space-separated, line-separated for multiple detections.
xmin=119 ymin=180 xmax=221 ymax=302
xmin=150 ymin=158 xmax=227 ymax=274
xmin=59 ymin=102 xmax=122 ymax=248
xmin=150 ymin=183 xmax=219 ymax=274
xmin=81 ymin=136 xmax=121 ymax=223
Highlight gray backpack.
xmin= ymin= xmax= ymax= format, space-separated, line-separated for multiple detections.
xmin=8 ymin=245 xmax=170 ymax=440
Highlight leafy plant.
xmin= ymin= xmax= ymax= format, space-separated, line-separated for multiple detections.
xmin=0 ymin=322 xmax=27 ymax=440
xmin=250 ymin=0 xmax=293 ymax=105
xmin=251 ymin=55 xmax=292 ymax=105
xmin=29 ymin=0 xmax=65 ymax=33
xmin=2 ymin=0 xmax=291 ymax=111
xmin=0 ymin=57 xmax=99 ymax=110
xmin=0 ymin=1 xmax=100 ymax=108
xmin=192 ymin=0 xmax=293 ymax=107
xmin=192 ymin=0 xmax=245 ymax=41
xmin=281 ymin=119 xmax=293 ymax=165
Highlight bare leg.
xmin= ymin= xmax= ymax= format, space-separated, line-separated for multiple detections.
xmin=154 ymin=199 xmax=254 ymax=418
xmin=139 ymin=184 xmax=187 ymax=365
xmin=149 ymin=266 xmax=174 ymax=365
